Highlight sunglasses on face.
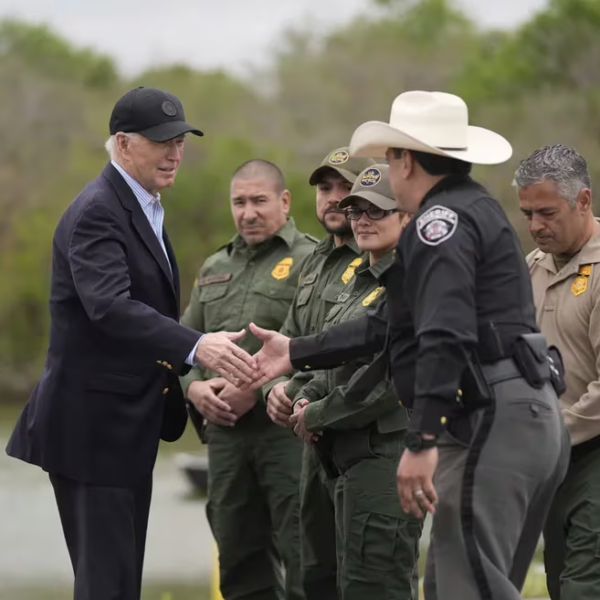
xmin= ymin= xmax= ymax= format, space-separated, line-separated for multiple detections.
xmin=344 ymin=206 xmax=399 ymax=221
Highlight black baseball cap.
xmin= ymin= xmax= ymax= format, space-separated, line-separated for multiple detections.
xmin=109 ymin=86 xmax=204 ymax=142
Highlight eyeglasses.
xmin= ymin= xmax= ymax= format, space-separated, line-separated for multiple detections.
xmin=344 ymin=207 xmax=399 ymax=221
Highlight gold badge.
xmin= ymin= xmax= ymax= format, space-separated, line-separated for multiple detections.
xmin=329 ymin=150 xmax=349 ymax=165
xmin=341 ymin=257 xmax=362 ymax=284
xmin=272 ymin=257 xmax=293 ymax=280
xmin=362 ymin=286 xmax=383 ymax=306
xmin=572 ymin=264 xmax=592 ymax=296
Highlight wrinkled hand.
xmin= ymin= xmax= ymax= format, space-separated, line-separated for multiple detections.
xmin=266 ymin=382 xmax=293 ymax=428
xmin=289 ymin=399 xmax=320 ymax=443
xmin=186 ymin=378 xmax=236 ymax=427
xmin=219 ymin=383 xmax=257 ymax=419
xmin=397 ymin=446 xmax=439 ymax=518
xmin=245 ymin=323 xmax=292 ymax=389
xmin=194 ymin=330 xmax=259 ymax=386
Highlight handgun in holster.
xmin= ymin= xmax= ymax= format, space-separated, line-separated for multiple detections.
xmin=186 ymin=400 xmax=209 ymax=444
xmin=512 ymin=333 xmax=566 ymax=396
xmin=459 ymin=350 xmax=495 ymax=411
xmin=312 ymin=431 xmax=340 ymax=480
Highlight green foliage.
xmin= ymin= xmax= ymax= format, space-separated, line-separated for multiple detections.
xmin=0 ymin=19 xmax=117 ymax=88
xmin=1 ymin=0 xmax=600 ymax=405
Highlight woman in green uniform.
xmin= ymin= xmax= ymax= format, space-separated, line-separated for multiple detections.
xmin=290 ymin=163 xmax=423 ymax=600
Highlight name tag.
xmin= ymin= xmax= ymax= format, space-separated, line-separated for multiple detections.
xmin=197 ymin=273 xmax=232 ymax=286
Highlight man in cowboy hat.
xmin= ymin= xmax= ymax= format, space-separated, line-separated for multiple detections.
xmin=246 ymin=91 xmax=571 ymax=600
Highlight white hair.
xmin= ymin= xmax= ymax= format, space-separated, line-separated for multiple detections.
xmin=104 ymin=132 xmax=141 ymax=160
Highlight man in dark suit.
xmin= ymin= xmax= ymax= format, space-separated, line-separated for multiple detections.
xmin=5 ymin=86 xmax=259 ymax=600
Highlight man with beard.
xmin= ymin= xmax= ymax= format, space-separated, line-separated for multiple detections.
xmin=263 ymin=147 xmax=376 ymax=600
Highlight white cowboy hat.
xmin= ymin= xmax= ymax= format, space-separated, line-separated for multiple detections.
xmin=349 ymin=91 xmax=512 ymax=165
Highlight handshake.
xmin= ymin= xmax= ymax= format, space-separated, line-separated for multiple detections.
xmin=188 ymin=324 xmax=294 ymax=427
xmin=194 ymin=323 xmax=292 ymax=388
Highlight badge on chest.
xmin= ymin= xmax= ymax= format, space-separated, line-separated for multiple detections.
xmin=572 ymin=264 xmax=592 ymax=296
xmin=271 ymin=257 xmax=293 ymax=280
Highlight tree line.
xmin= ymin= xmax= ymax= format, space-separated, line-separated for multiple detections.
xmin=0 ymin=0 xmax=597 ymax=401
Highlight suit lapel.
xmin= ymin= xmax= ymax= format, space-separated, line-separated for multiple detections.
xmin=103 ymin=163 xmax=176 ymax=296
xmin=163 ymin=228 xmax=181 ymax=311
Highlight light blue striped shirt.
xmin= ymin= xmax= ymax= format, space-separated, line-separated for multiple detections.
xmin=111 ymin=160 xmax=200 ymax=366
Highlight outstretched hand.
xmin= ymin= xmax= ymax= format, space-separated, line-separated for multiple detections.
xmin=194 ymin=330 xmax=260 ymax=386
xmin=240 ymin=323 xmax=293 ymax=390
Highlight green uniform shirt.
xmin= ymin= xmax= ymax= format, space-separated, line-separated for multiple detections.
xmin=180 ymin=218 xmax=317 ymax=401
xmin=262 ymin=234 xmax=366 ymax=401
xmin=297 ymin=251 xmax=408 ymax=433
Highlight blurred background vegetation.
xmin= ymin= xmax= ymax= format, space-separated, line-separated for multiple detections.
xmin=1 ymin=0 xmax=600 ymax=404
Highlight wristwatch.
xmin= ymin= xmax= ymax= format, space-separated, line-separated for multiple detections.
xmin=405 ymin=431 xmax=438 ymax=453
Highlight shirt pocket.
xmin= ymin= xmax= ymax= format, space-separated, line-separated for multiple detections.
xmin=321 ymin=282 xmax=345 ymax=309
xmin=199 ymin=283 xmax=231 ymax=329
xmin=296 ymin=284 xmax=314 ymax=308
xmin=252 ymin=284 xmax=297 ymax=330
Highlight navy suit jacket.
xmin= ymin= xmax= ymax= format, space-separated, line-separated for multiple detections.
xmin=6 ymin=163 xmax=200 ymax=486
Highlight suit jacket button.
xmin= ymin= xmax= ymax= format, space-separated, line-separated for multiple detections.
xmin=162 ymin=387 xmax=169 ymax=394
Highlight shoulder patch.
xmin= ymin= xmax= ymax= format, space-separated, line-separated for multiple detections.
xmin=416 ymin=205 xmax=458 ymax=246
xmin=197 ymin=273 xmax=232 ymax=286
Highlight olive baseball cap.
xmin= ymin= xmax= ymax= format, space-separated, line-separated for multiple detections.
xmin=109 ymin=86 xmax=204 ymax=142
xmin=339 ymin=164 xmax=396 ymax=210
xmin=309 ymin=146 xmax=378 ymax=186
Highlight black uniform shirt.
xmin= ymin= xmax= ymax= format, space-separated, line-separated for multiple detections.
xmin=388 ymin=175 xmax=537 ymax=435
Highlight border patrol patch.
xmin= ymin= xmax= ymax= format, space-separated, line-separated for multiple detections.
xmin=272 ymin=257 xmax=293 ymax=280
xmin=329 ymin=150 xmax=349 ymax=165
xmin=342 ymin=257 xmax=363 ymax=284
xmin=360 ymin=168 xmax=381 ymax=187
xmin=416 ymin=205 xmax=458 ymax=246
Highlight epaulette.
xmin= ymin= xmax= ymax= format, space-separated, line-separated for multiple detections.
xmin=304 ymin=233 xmax=320 ymax=244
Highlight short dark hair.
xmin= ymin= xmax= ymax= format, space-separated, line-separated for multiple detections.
xmin=231 ymin=159 xmax=286 ymax=194
xmin=391 ymin=148 xmax=472 ymax=177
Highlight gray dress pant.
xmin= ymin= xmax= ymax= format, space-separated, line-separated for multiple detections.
xmin=423 ymin=359 xmax=570 ymax=600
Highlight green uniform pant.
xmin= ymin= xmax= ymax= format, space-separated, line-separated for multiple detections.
xmin=332 ymin=429 xmax=423 ymax=600
xmin=544 ymin=443 xmax=600 ymax=600
xmin=206 ymin=415 xmax=304 ymax=600
xmin=299 ymin=445 xmax=338 ymax=600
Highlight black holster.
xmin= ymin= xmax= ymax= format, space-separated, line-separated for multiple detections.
xmin=312 ymin=431 xmax=340 ymax=479
xmin=512 ymin=333 xmax=566 ymax=396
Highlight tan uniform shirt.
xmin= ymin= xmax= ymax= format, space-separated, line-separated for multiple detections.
xmin=527 ymin=230 xmax=600 ymax=445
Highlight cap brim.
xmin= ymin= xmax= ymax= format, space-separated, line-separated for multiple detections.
xmin=139 ymin=120 xmax=204 ymax=142
xmin=349 ymin=121 xmax=512 ymax=165
xmin=309 ymin=165 xmax=359 ymax=186
xmin=339 ymin=191 xmax=397 ymax=210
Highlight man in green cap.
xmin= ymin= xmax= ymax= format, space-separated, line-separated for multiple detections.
xmin=263 ymin=147 xmax=376 ymax=600
xmin=180 ymin=159 xmax=317 ymax=600
xmin=289 ymin=164 xmax=422 ymax=599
